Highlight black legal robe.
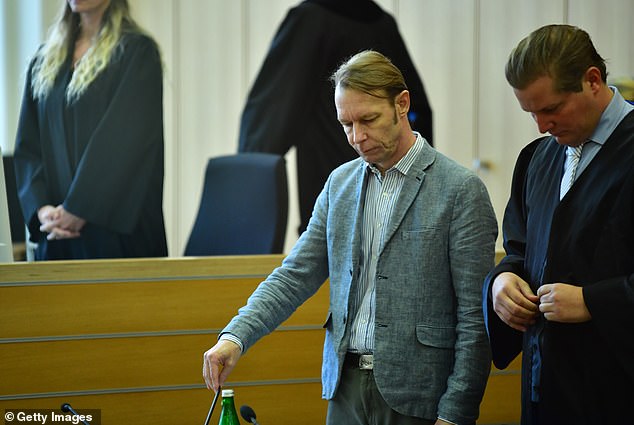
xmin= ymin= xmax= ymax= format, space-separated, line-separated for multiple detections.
xmin=238 ymin=0 xmax=433 ymax=234
xmin=14 ymin=33 xmax=167 ymax=260
xmin=483 ymin=111 xmax=634 ymax=424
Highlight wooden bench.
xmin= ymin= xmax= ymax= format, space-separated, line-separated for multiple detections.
xmin=0 ymin=254 xmax=519 ymax=424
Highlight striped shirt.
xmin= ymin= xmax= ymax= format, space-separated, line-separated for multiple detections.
xmin=348 ymin=133 xmax=424 ymax=353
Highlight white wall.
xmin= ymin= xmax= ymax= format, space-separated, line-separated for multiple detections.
xmin=2 ymin=0 xmax=633 ymax=256
xmin=0 ymin=0 xmax=53 ymax=160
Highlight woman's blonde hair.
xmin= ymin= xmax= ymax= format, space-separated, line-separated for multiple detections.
xmin=31 ymin=0 xmax=141 ymax=102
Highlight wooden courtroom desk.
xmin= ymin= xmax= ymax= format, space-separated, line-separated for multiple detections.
xmin=0 ymin=254 xmax=519 ymax=424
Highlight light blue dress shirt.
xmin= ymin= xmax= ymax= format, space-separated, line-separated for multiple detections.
xmin=576 ymin=87 xmax=634 ymax=179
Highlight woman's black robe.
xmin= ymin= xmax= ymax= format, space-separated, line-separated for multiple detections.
xmin=14 ymin=33 xmax=167 ymax=260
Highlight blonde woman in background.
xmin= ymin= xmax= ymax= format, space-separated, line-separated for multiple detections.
xmin=13 ymin=0 xmax=167 ymax=260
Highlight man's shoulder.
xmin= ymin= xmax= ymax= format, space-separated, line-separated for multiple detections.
xmin=317 ymin=158 xmax=365 ymax=197
xmin=330 ymin=157 xmax=365 ymax=178
xmin=520 ymin=136 xmax=558 ymax=167
xmin=425 ymin=147 xmax=478 ymax=183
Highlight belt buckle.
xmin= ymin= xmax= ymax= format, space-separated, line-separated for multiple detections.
xmin=358 ymin=354 xmax=374 ymax=370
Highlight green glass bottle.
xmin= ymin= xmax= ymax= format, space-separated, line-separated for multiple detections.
xmin=218 ymin=389 xmax=240 ymax=425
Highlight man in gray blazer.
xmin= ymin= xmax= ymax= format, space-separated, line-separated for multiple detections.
xmin=203 ymin=50 xmax=497 ymax=425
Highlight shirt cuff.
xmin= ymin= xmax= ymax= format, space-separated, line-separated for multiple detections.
xmin=437 ymin=416 xmax=459 ymax=425
xmin=218 ymin=333 xmax=244 ymax=352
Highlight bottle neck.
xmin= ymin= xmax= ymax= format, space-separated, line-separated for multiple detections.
xmin=219 ymin=395 xmax=239 ymax=425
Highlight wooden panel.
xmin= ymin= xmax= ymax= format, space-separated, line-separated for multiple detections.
xmin=0 ymin=255 xmax=329 ymax=338
xmin=495 ymin=250 xmax=505 ymax=264
xmin=0 ymin=279 xmax=328 ymax=338
xmin=480 ymin=355 xmax=522 ymax=424
xmin=0 ymin=384 xmax=327 ymax=425
xmin=1 ymin=278 xmax=257 ymax=337
xmin=480 ymin=374 xmax=522 ymax=424
xmin=0 ymin=255 xmax=521 ymax=424
xmin=0 ymin=331 xmax=323 ymax=396
xmin=0 ymin=255 xmax=286 ymax=283
xmin=0 ymin=256 xmax=328 ymax=425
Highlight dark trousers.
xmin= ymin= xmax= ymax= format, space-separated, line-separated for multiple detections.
xmin=326 ymin=361 xmax=435 ymax=425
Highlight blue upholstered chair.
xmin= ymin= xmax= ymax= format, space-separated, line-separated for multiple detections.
xmin=184 ymin=153 xmax=288 ymax=256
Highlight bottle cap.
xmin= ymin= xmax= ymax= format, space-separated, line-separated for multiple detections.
xmin=221 ymin=389 xmax=234 ymax=397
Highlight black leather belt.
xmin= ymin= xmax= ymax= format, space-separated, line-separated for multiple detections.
xmin=344 ymin=352 xmax=374 ymax=370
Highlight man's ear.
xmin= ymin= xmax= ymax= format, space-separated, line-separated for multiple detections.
xmin=585 ymin=66 xmax=603 ymax=93
xmin=395 ymin=90 xmax=410 ymax=117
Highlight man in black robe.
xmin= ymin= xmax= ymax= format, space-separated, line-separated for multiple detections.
xmin=238 ymin=0 xmax=433 ymax=234
xmin=483 ymin=24 xmax=634 ymax=424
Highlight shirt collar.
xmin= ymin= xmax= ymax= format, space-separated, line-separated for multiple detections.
xmin=367 ymin=132 xmax=424 ymax=177
xmin=588 ymin=86 xmax=634 ymax=146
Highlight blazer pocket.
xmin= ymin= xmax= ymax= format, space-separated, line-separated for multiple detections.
xmin=416 ymin=324 xmax=456 ymax=349
xmin=401 ymin=226 xmax=440 ymax=241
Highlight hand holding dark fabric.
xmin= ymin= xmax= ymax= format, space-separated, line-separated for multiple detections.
xmin=492 ymin=271 xmax=539 ymax=332
xmin=537 ymin=283 xmax=591 ymax=323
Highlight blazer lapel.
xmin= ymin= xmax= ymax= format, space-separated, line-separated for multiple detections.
xmin=379 ymin=144 xmax=436 ymax=253
xmin=349 ymin=161 xmax=370 ymax=277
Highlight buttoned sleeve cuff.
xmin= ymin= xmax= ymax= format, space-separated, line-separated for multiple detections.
xmin=218 ymin=333 xmax=244 ymax=353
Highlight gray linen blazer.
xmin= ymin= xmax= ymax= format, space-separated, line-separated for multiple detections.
xmin=223 ymin=139 xmax=497 ymax=423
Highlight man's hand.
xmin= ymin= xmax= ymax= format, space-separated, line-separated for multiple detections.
xmin=537 ymin=283 xmax=591 ymax=323
xmin=202 ymin=340 xmax=242 ymax=392
xmin=491 ymin=272 xmax=540 ymax=332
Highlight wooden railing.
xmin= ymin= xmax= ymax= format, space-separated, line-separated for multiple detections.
xmin=0 ymin=253 xmax=519 ymax=424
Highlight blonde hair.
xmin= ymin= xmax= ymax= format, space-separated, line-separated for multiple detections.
xmin=31 ymin=0 xmax=142 ymax=103
xmin=330 ymin=50 xmax=408 ymax=103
